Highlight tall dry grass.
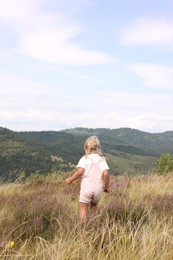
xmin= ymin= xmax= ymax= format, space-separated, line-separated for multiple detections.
xmin=1 ymin=173 xmax=173 ymax=259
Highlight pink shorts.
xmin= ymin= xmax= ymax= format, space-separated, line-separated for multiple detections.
xmin=79 ymin=186 xmax=102 ymax=204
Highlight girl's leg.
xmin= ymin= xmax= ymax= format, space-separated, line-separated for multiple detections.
xmin=90 ymin=202 xmax=98 ymax=216
xmin=79 ymin=202 xmax=89 ymax=220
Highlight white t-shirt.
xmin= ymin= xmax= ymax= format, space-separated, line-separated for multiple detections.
xmin=76 ymin=154 xmax=109 ymax=189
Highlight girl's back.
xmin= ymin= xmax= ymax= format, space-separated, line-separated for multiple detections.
xmin=78 ymin=154 xmax=107 ymax=189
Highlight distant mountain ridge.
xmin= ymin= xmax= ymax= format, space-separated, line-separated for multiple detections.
xmin=1 ymin=126 xmax=173 ymax=180
xmin=63 ymin=127 xmax=173 ymax=156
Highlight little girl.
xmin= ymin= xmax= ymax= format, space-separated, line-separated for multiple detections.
xmin=65 ymin=135 xmax=110 ymax=220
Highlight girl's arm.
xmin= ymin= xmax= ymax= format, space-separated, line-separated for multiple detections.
xmin=65 ymin=167 xmax=84 ymax=184
xmin=103 ymin=169 xmax=109 ymax=192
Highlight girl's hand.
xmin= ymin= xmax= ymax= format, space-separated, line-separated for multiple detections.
xmin=65 ymin=178 xmax=71 ymax=185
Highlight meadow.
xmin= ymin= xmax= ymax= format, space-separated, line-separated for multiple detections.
xmin=1 ymin=172 xmax=173 ymax=260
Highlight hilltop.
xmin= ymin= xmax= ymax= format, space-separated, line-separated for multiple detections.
xmin=1 ymin=126 xmax=173 ymax=180
xmin=0 ymin=127 xmax=73 ymax=181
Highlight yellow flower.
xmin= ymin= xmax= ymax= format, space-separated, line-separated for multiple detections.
xmin=10 ymin=241 xmax=14 ymax=248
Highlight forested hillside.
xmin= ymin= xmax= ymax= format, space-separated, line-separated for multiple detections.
xmin=63 ymin=128 xmax=173 ymax=156
xmin=0 ymin=127 xmax=73 ymax=181
xmin=1 ymin=126 xmax=173 ymax=181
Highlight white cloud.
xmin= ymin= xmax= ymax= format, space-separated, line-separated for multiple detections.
xmin=0 ymin=2 xmax=173 ymax=133
xmin=85 ymin=92 xmax=173 ymax=132
xmin=49 ymin=67 xmax=110 ymax=83
xmin=127 ymin=114 xmax=173 ymax=132
xmin=119 ymin=17 xmax=173 ymax=47
xmin=18 ymin=29 xmax=115 ymax=65
xmin=128 ymin=63 xmax=173 ymax=89
xmin=0 ymin=0 xmax=116 ymax=65
xmin=1 ymin=82 xmax=172 ymax=132
xmin=0 ymin=0 xmax=42 ymax=21
xmin=0 ymin=74 xmax=49 ymax=96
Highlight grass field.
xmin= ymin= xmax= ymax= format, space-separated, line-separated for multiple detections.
xmin=1 ymin=173 xmax=173 ymax=260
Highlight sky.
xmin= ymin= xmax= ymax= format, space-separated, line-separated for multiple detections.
xmin=0 ymin=0 xmax=173 ymax=133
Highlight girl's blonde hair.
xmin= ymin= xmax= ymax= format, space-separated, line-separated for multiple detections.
xmin=84 ymin=136 xmax=102 ymax=156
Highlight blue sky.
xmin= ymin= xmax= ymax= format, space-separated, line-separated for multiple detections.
xmin=0 ymin=0 xmax=173 ymax=133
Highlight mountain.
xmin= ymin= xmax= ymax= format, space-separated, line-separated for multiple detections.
xmin=0 ymin=127 xmax=73 ymax=181
xmin=1 ymin=126 xmax=173 ymax=181
xmin=63 ymin=127 xmax=173 ymax=156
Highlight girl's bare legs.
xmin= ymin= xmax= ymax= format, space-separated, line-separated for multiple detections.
xmin=79 ymin=202 xmax=89 ymax=220
xmin=90 ymin=202 xmax=98 ymax=216
xmin=79 ymin=202 xmax=98 ymax=220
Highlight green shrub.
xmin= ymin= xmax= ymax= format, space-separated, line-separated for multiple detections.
xmin=154 ymin=152 xmax=173 ymax=175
